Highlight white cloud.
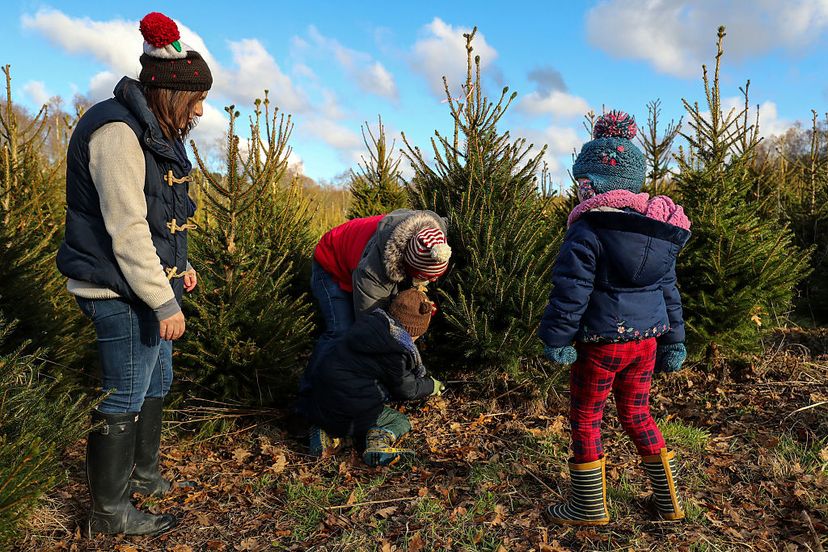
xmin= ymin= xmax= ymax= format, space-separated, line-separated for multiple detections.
xmin=519 ymin=90 xmax=591 ymax=119
xmin=293 ymin=62 xmax=317 ymax=80
xmin=218 ymin=39 xmax=308 ymax=113
xmin=306 ymin=26 xmax=398 ymax=101
xmin=22 ymin=8 xmax=141 ymax=76
xmin=20 ymin=8 xmax=379 ymax=179
xmin=87 ymin=71 xmax=120 ymax=102
xmin=411 ymin=18 xmax=498 ymax=97
xmin=21 ymin=8 xmax=308 ymax=115
xmin=710 ymin=96 xmax=791 ymax=139
xmin=287 ymin=150 xmax=304 ymax=174
xmin=519 ymin=125 xmax=584 ymax=191
xmin=189 ymin=101 xmax=228 ymax=153
xmin=22 ymin=81 xmax=51 ymax=106
xmin=752 ymin=101 xmax=790 ymax=138
xmin=365 ymin=62 xmax=396 ymax=100
xmin=301 ymin=116 xmax=362 ymax=151
xmin=586 ymin=0 xmax=828 ymax=78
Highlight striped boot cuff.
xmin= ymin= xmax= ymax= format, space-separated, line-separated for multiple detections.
xmin=642 ymin=448 xmax=685 ymax=521
xmin=545 ymin=458 xmax=609 ymax=526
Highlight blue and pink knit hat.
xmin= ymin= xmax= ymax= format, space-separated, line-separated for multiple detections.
xmin=572 ymin=111 xmax=646 ymax=198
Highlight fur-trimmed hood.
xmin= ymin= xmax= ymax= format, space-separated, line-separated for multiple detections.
xmin=352 ymin=209 xmax=448 ymax=317
xmin=380 ymin=210 xmax=448 ymax=283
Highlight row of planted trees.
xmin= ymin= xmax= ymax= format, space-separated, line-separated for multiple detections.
xmin=0 ymin=26 xmax=826 ymax=544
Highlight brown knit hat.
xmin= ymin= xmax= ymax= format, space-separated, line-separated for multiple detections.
xmin=138 ymin=12 xmax=213 ymax=91
xmin=388 ymin=289 xmax=433 ymax=338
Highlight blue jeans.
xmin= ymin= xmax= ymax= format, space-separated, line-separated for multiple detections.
xmin=76 ymin=297 xmax=173 ymax=414
xmin=299 ymin=260 xmax=355 ymax=394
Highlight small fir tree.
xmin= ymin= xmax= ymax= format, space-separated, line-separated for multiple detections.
xmin=347 ymin=116 xmax=409 ymax=219
xmin=639 ymin=99 xmax=682 ymax=195
xmin=0 ymin=65 xmax=92 ymax=364
xmin=749 ymin=113 xmax=828 ymax=321
xmin=180 ymin=94 xmax=315 ymax=404
xmin=0 ymin=315 xmax=90 ymax=547
xmin=673 ymin=27 xmax=811 ymax=358
xmin=403 ymin=29 xmax=560 ymax=372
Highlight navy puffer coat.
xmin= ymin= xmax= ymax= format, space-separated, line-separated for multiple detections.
xmin=538 ymin=210 xmax=691 ymax=347
xmin=300 ymin=309 xmax=435 ymax=439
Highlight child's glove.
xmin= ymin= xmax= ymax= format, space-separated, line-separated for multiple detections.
xmin=544 ymin=345 xmax=577 ymax=365
xmin=430 ymin=377 xmax=445 ymax=396
xmin=655 ymin=343 xmax=687 ymax=373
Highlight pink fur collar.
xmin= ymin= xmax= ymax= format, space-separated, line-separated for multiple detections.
xmin=568 ymin=190 xmax=691 ymax=230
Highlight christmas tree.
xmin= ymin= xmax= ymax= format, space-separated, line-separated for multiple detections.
xmin=673 ymin=27 xmax=811 ymax=357
xmin=0 ymin=315 xmax=90 ymax=547
xmin=179 ymin=94 xmax=315 ymax=404
xmin=0 ymin=65 xmax=92 ymax=365
xmin=749 ymin=113 xmax=828 ymax=322
xmin=403 ymin=30 xmax=560 ymax=372
xmin=347 ymin=116 xmax=409 ymax=219
xmin=638 ymin=99 xmax=682 ymax=195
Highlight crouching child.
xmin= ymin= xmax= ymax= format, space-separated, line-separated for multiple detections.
xmin=299 ymin=288 xmax=445 ymax=466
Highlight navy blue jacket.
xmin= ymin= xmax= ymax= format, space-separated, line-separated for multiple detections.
xmin=299 ymin=309 xmax=435 ymax=439
xmin=538 ymin=210 xmax=691 ymax=347
xmin=57 ymin=77 xmax=194 ymax=306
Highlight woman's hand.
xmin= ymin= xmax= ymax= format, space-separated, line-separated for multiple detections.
xmin=184 ymin=269 xmax=198 ymax=292
xmin=160 ymin=311 xmax=186 ymax=340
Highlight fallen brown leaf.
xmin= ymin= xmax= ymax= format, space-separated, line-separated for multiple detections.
xmin=408 ymin=532 xmax=425 ymax=552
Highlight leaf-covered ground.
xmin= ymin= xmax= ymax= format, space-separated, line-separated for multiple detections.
xmin=16 ymin=331 xmax=828 ymax=551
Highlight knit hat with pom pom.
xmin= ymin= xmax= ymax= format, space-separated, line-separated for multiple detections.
xmin=388 ymin=288 xmax=434 ymax=338
xmin=138 ymin=12 xmax=212 ymax=91
xmin=403 ymin=227 xmax=452 ymax=281
xmin=572 ymin=110 xmax=646 ymax=197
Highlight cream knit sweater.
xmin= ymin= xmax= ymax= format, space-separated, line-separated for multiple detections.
xmin=66 ymin=122 xmax=185 ymax=321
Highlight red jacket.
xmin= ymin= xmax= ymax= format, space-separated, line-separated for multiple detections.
xmin=313 ymin=215 xmax=385 ymax=292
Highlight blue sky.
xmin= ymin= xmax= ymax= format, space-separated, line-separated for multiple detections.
xmin=4 ymin=1 xmax=828 ymax=189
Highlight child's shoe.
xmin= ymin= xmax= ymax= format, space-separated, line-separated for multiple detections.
xmin=641 ymin=448 xmax=685 ymax=521
xmin=545 ymin=457 xmax=610 ymax=526
xmin=362 ymin=429 xmax=414 ymax=466
xmin=308 ymin=426 xmax=341 ymax=457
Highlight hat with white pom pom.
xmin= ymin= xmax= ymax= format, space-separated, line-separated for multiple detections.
xmin=403 ymin=227 xmax=452 ymax=281
xmin=138 ymin=12 xmax=212 ymax=91
xmin=572 ymin=110 xmax=646 ymax=199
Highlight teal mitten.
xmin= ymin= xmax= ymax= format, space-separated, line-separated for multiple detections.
xmin=544 ymin=345 xmax=578 ymax=365
xmin=656 ymin=343 xmax=687 ymax=373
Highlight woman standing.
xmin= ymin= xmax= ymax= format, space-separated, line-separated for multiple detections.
xmin=56 ymin=12 xmax=211 ymax=536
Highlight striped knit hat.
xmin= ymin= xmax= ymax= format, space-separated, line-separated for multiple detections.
xmin=403 ymin=227 xmax=452 ymax=281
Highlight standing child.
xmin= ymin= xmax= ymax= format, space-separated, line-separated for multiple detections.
xmin=299 ymin=288 xmax=445 ymax=466
xmin=538 ymin=111 xmax=691 ymax=525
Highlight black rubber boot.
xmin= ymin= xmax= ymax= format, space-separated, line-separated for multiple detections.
xmin=86 ymin=410 xmax=177 ymax=537
xmin=130 ymin=397 xmax=172 ymax=496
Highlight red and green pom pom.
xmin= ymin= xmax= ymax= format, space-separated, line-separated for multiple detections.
xmin=139 ymin=12 xmax=181 ymax=48
xmin=593 ymin=110 xmax=637 ymax=140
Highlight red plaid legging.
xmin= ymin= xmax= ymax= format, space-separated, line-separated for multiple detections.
xmin=569 ymin=339 xmax=665 ymax=463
